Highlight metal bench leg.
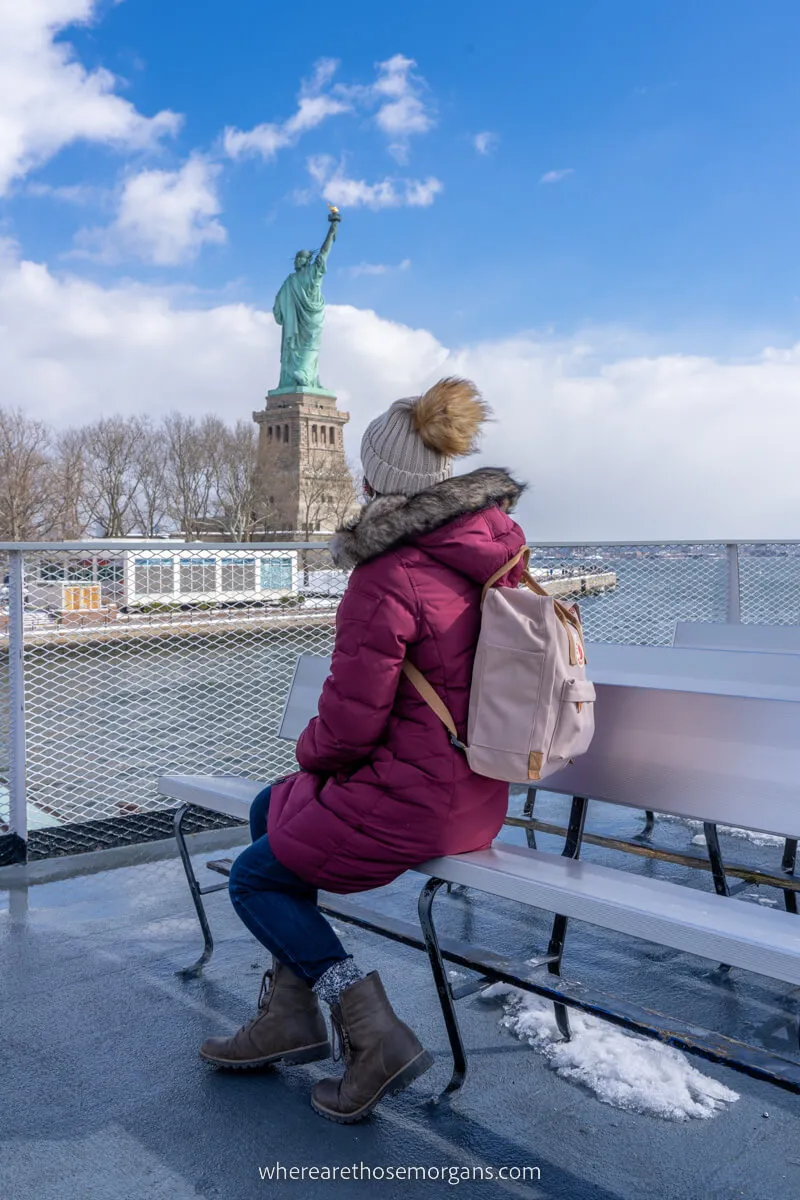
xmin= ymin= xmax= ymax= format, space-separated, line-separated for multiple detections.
xmin=633 ymin=810 xmax=656 ymax=842
xmin=418 ymin=877 xmax=468 ymax=1101
xmin=174 ymin=804 xmax=215 ymax=979
xmin=782 ymin=839 xmax=798 ymax=915
xmin=547 ymin=795 xmax=589 ymax=1040
xmin=703 ymin=821 xmax=734 ymax=975
xmin=642 ymin=810 xmax=656 ymax=839
xmin=547 ymin=915 xmax=572 ymax=1040
xmin=522 ymin=786 xmax=538 ymax=849
xmin=704 ymin=822 xmax=731 ymax=898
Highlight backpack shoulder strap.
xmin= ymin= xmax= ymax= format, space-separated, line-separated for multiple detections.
xmin=478 ymin=546 xmax=583 ymax=636
xmin=521 ymin=569 xmax=583 ymax=629
xmin=401 ymin=661 xmax=465 ymax=748
xmin=480 ymin=546 xmax=530 ymax=607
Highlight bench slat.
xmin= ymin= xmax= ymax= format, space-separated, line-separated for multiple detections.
xmin=419 ymin=843 xmax=800 ymax=987
xmin=673 ymin=623 xmax=800 ymax=655
xmin=585 ymin=643 xmax=800 ymax=699
xmin=158 ymin=774 xmax=258 ymax=821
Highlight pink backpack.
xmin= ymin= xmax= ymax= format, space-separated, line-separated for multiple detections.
xmin=402 ymin=548 xmax=596 ymax=783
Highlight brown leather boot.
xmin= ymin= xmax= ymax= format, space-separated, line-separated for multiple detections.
xmin=200 ymin=960 xmax=330 ymax=1069
xmin=310 ymin=972 xmax=433 ymax=1123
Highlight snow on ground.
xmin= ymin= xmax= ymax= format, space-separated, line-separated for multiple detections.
xmin=483 ymin=986 xmax=739 ymax=1121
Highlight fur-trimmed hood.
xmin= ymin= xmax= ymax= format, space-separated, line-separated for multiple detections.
xmin=330 ymin=468 xmax=526 ymax=569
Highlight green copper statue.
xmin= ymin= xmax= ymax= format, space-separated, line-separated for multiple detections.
xmin=271 ymin=206 xmax=341 ymax=394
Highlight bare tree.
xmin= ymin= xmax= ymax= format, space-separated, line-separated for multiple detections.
xmin=130 ymin=418 xmax=172 ymax=536
xmin=163 ymin=413 xmax=223 ymax=539
xmin=209 ymin=420 xmax=267 ymax=541
xmin=0 ymin=408 xmax=59 ymax=540
xmin=0 ymin=406 xmax=360 ymax=544
xmin=51 ymin=428 xmax=90 ymax=540
xmin=80 ymin=416 xmax=145 ymax=536
xmin=331 ymin=457 xmax=361 ymax=527
xmin=297 ymin=452 xmax=359 ymax=540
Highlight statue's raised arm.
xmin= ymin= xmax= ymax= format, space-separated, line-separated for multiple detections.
xmin=316 ymin=205 xmax=341 ymax=269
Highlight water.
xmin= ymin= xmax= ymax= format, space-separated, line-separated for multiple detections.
xmin=15 ymin=625 xmax=335 ymax=827
xmin=5 ymin=548 xmax=800 ymax=829
xmin=530 ymin=546 xmax=800 ymax=644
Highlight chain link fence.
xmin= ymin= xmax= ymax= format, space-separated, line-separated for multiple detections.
xmin=528 ymin=543 xmax=731 ymax=645
xmin=0 ymin=629 xmax=8 ymax=833
xmin=0 ymin=539 xmax=797 ymax=858
xmin=738 ymin=543 xmax=800 ymax=625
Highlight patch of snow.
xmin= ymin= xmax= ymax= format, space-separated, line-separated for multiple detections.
xmin=491 ymin=990 xmax=739 ymax=1121
xmin=658 ymin=812 xmax=785 ymax=849
xmin=713 ymin=824 xmax=785 ymax=849
xmin=741 ymin=891 xmax=779 ymax=907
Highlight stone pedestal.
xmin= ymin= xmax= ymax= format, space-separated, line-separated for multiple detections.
xmin=253 ymin=390 xmax=354 ymax=538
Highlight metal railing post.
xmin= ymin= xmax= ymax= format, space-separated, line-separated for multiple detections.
xmin=7 ymin=549 xmax=28 ymax=853
xmin=725 ymin=543 xmax=741 ymax=624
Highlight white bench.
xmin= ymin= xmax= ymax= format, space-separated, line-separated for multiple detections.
xmin=673 ymin=621 xmax=800 ymax=654
xmin=159 ymin=644 xmax=800 ymax=1098
xmin=523 ymin=643 xmax=800 ymax=905
xmin=668 ymin=624 xmax=800 ymax=904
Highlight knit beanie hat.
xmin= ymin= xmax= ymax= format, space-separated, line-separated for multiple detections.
xmin=360 ymin=377 xmax=489 ymax=497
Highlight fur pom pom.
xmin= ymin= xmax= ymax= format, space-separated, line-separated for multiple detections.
xmin=411 ymin=377 xmax=489 ymax=457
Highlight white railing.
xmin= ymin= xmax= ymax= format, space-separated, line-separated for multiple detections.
xmin=1 ymin=538 xmax=798 ymax=857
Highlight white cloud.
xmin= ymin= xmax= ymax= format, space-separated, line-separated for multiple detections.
xmin=223 ymin=57 xmax=351 ymax=162
xmin=540 ymin=168 xmax=574 ymax=184
xmin=307 ymin=155 xmax=443 ymax=210
xmin=371 ymin=54 xmax=434 ymax=161
xmin=224 ymin=54 xmax=435 ymax=166
xmin=0 ymin=0 xmax=181 ymax=196
xmin=2 ymin=239 xmax=799 ymax=540
xmin=345 ymin=259 xmax=411 ymax=277
xmin=75 ymin=156 xmax=226 ymax=265
xmin=402 ymin=177 xmax=443 ymax=206
xmin=473 ymin=131 xmax=499 ymax=156
xmin=26 ymin=181 xmax=102 ymax=205
xmin=223 ymin=124 xmax=289 ymax=162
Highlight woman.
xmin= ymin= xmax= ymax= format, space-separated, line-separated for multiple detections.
xmin=200 ymin=377 xmax=527 ymax=1123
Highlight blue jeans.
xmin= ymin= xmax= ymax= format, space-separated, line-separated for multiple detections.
xmin=227 ymin=785 xmax=349 ymax=986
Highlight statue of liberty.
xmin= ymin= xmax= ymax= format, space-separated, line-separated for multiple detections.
xmin=271 ymin=206 xmax=341 ymax=394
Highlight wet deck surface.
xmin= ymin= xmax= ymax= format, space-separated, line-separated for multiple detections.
xmin=2 ymin=792 xmax=800 ymax=1200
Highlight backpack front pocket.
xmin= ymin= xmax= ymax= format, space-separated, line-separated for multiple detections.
xmin=547 ymin=678 xmax=597 ymax=763
xmin=469 ymin=644 xmax=545 ymax=754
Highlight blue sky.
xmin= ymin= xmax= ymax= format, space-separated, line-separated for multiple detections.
xmin=2 ymin=0 xmax=800 ymax=537
xmin=8 ymin=0 xmax=800 ymax=350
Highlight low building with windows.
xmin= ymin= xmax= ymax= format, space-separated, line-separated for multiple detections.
xmin=24 ymin=548 xmax=299 ymax=612
xmin=124 ymin=549 xmax=298 ymax=608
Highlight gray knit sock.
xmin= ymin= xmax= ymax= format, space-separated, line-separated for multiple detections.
xmin=313 ymin=958 xmax=365 ymax=1007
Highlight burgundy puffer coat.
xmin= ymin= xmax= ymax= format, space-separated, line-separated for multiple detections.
xmin=267 ymin=468 xmax=527 ymax=893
